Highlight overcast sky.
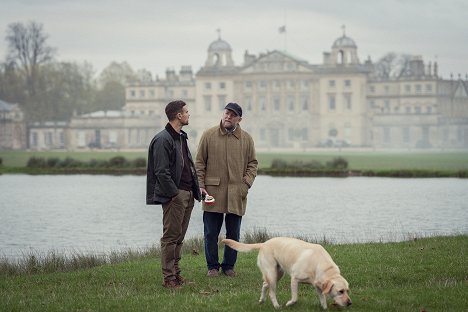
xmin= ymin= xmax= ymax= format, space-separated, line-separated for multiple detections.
xmin=1 ymin=0 xmax=467 ymax=79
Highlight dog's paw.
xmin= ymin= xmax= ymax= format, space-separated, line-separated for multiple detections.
xmin=286 ymin=300 xmax=297 ymax=307
xmin=273 ymin=303 xmax=281 ymax=309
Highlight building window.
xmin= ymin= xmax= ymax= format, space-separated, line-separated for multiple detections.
xmin=287 ymin=95 xmax=295 ymax=111
xmin=130 ymin=90 xmax=136 ymax=98
xmin=405 ymin=85 xmax=411 ymax=93
xmin=415 ymin=106 xmax=421 ymax=114
xmin=344 ymin=93 xmax=352 ymax=111
xmin=384 ymin=100 xmax=390 ymax=113
xmin=259 ymin=96 xmax=266 ymax=111
xmin=31 ymin=132 xmax=38 ymax=147
xmin=273 ymin=96 xmax=281 ymax=111
xmin=219 ymin=82 xmax=226 ymax=89
xmin=344 ymin=79 xmax=351 ymax=87
xmin=245 ymin=81 xmax=252 ymax=89
xmin=245 ymin=96 xmax=252 ymax=111
xmin=182 ymin=89 xmax=188 ymax=97
xmin=369 ymin=86 xmax=375 ymax=93
xmin=403 ymin=127 xmax=410 ymax=143
xmin=301 ymin=95 xmax=309 ymax=110
xmin=274 ymin=80 xmax=281 ymax=89
xmin=139 ymin=90 xmax=145 ymax=97
xmin=149 ymin=89 xmax=155 ymax=97
xmin=415 ymin=84 xmax=422 ymax=94
xmin=203 ymin=95 xmax=212 ymax=111
xmin=406 ymin=106 xmax=411 ymax=114
xmin=425 ymin=84 xmax=432 ymax=93
xmin=384 ymin=85 xmax=389 ymax=94
xmin=328 ymin=94 xmax=336 ymax=111
xmin=329 ymin=80 xmax=335 ymax=88
xmin=260 ymin=81 xmax=267 ymax=89
xmin=218 ymin=95 xmax=226 ymax=110
xmin=344 ymin=126 xmax=351 ymax=141
xmin=205 ymin=82 xmax=211 ymax=89
xmin=427 ymin=106 xmax=432 ymax=114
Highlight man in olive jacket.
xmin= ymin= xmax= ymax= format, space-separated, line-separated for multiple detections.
xmin=195 ymin=102 xmax=258 ymax=277
xmin=147 ymin=100 xmax=201 ymax=289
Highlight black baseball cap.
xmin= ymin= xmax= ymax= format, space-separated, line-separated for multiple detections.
xmin=224 ymin=102 xmax=242 ymax=117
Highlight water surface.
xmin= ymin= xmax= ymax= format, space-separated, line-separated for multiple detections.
xmin=1 ymin=174 xmax=466 ymax=259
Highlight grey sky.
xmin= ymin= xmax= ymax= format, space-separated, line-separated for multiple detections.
xmin=1 ymin=0 xmax=467 ymax=78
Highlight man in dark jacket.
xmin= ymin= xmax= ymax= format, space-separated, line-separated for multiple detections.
xmin=146 ymin=100 xmax=201 ymax=289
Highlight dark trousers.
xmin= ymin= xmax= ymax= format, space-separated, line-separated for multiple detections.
xmin=203 ymin=211 xmax=242 ymax=272
xmin=160 ymin=190 xmax=194 ymax=281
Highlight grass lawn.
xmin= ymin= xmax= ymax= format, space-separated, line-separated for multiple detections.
xmin=1 ymin=150 xmax=468 ymax=171
xmin=1 ymin=235 xmax=467 ymax=311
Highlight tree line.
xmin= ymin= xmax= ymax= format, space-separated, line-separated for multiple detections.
xmin=0 ymin=21 xmax=151 ymax=123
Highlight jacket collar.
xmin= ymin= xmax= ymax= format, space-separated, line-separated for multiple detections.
xmin=165 ymin=123 xmax=188 ymax=140
xmin=218 ymin=120 xmax=241 ymax=139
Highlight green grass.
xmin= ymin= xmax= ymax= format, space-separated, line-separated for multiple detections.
xmin=1 ymin=235 xmax=467 ymax=311
xmin=1 ymin=150 xmax=468 ymax=171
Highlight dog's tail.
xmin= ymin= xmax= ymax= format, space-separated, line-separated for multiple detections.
xmin=222 ymin=239 xmax=263 ymax=252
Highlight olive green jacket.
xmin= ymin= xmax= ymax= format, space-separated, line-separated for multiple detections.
xmin=195 ymin=121 xmax=258 ymax=216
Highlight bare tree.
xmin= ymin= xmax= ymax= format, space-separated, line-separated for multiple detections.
xmin=5 ymin=21 xmax=56 ymax=106
xmin=373 ymin=52 xmax=413 ymax=79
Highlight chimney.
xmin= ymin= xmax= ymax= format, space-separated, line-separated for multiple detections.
xmin=179 ymin=66 xmax=193 ymax=82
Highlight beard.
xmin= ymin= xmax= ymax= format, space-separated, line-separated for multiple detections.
xmin=222 ymin=120 xmax=234 ymax=131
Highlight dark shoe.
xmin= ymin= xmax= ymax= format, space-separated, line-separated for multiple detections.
xmin=223 ymin=269 xmax=237 ymax=277
xmin=207 ymin=269 xmax=219 ymax=277
xmin=162 ymin=279 xmax=181 ymax=289
xmin=176 ymin=275 xmax=185 ymax=285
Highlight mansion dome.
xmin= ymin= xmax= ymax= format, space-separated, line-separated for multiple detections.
xmin=208 ymin=38 xmax=232 ymax=52
xmin=332 ymin=35 xmax=357 ymax=48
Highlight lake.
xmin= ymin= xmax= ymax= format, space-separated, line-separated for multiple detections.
xmin=0 ymin=174 xmax=467 ymax=259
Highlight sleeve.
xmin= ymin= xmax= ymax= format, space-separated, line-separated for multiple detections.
xmin=153 ymin=137 xmax=178 ymax=197
xmin=243 ymin=136 xmax=258 ymax=188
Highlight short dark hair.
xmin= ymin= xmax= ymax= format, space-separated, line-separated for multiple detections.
xmin=165 ymin=100 xmax=186 ymax=121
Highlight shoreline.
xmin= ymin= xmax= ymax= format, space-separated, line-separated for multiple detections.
xmin=1 ymin=167 xmax=467 ymax=178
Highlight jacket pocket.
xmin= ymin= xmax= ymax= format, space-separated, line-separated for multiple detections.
xmin=205 ymin=177 xmax=221 ymax=186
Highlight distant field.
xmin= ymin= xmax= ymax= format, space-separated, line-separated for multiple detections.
xmin=1 ymin=149 xmax=468 ymax=171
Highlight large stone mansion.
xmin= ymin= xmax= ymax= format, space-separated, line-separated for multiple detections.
xmin=2 ymin=31 xmax=468 ymax=150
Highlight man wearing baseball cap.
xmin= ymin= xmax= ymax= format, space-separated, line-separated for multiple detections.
xmin=195 ymin=102 xmax=258 ymax=277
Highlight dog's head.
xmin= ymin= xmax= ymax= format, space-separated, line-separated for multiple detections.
xmin=321 ymin=276 xmax=352 ymax=307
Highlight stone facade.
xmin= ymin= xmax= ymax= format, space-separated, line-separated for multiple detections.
xmin=125 ymin=32 xmax=468 ymax=150
xmin=2 ymin=32 xmax=467 ymax=151
xmin=0 ymin=100 xmax=25 ymax=150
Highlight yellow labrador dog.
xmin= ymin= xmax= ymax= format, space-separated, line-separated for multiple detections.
xmin=222 ymin=237 xmax=352 ymax=309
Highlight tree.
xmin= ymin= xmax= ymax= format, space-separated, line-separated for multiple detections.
xmin=373 ymin=52 xmax=412 ymax=78
xmin=5 ymin=21 xmax=56 ymax=121
xmin=98 ymin=61 xmax=136 ymax=87
xmin=93 ymin=80 xmax=126 ymax=111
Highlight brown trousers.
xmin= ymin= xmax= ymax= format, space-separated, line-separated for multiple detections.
xmin=160 ymin=189 xmax=194 ymax=281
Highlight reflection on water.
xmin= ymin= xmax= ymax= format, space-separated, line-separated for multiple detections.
xmin=0 ymin=174 xmax=467 ymax=258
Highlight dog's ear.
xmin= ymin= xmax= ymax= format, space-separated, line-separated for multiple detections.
xmin=320 ymin=280 xmax=334 ymax=294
